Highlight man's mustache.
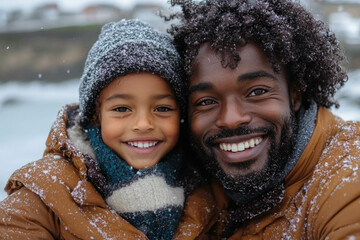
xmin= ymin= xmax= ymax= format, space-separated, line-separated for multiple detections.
xmin=204 ymin=126 xmax=274 ymax=147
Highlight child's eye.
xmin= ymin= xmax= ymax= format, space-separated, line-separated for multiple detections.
xmin=113 ymin=106 xmax=131 ymax=112
xmin=249 ymin=88 xmax=268 ymax=97
xmin=155 ymin=106 xmax=174 ymax=112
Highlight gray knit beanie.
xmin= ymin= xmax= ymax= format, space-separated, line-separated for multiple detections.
xmin=79 ymin=19 xmax=186 ymax=127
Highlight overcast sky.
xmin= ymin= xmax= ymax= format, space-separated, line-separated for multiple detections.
xmin=0 ymin=0 xmax=169 ymax=13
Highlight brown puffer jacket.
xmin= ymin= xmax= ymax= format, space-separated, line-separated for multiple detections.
xmin=174 ymin=107 xmax=360 ymax=240
xmin=0 ymin=105 xmax=200 ymax=240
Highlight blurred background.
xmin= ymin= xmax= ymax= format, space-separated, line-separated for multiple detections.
xmin=0 ymin=0 xmax=359 ymax=200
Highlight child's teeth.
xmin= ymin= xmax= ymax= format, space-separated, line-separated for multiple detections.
xmin=128 ymin=141 xmax=158 ymax=149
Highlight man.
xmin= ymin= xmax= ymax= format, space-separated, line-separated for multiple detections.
xmin=168 ymin=0 xmax=360 ymax=239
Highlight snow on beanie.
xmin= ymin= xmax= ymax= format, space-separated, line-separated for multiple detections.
xmin=78 ymin=19 xmax=186 ymax=127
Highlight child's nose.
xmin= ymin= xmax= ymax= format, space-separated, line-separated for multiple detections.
xmin=132 ymin=111 xmax=155 ymax=132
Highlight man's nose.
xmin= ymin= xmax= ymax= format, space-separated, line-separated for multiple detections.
xmin=132 ymin=110 xmax=155 ymax=132
xmin=215 ymin=98 xmax=251 ymax=130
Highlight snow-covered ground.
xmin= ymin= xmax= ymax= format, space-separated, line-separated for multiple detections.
xmin=0 ymin=71 xmax=359 ymax=201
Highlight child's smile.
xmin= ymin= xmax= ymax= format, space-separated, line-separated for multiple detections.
xmin=126 ymin=140 xmax=159 ymax=149
xmin=125 ymin=140 xmax=162 ymax=158
xmin=98 ymin=72 xmax=180 ymax=169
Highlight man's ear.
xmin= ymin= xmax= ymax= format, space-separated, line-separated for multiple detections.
xmin=290 ymin=86 xmax=302 ymax=112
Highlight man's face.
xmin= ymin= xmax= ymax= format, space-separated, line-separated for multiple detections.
xmin=188 ymin=43 xmax=301 ymax=192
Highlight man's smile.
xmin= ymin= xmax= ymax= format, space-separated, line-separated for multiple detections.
xmin=219 ymin=137 xmax=263 ymax=153
xmin=212 ymin=135 xmax=268 ymax=165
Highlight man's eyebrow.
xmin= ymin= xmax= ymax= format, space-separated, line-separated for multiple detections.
xmin=238 ymin=71 xmax=278 ymax=82
xmin=188 ymin=71 xmax=277 ymax=95
xmin=189 ymin=82 xmax=213 ymax=95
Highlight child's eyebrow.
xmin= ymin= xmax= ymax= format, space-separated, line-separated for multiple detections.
xmin=105 ymin=94 xmax=131 ymax=101
xmin=153 ymin=94 xmax=176 ymax=100
xmin=105 ymin=94 xmax=176 ymax=101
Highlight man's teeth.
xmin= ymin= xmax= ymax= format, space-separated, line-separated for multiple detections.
xmin=219 ymin=137 xmax=263 ymax=153
xmin=128 ymin=141 xmax=158 ymax=149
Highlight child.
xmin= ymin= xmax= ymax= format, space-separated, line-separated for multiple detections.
xmin=0 ymin=19 xmax=191 ymax=240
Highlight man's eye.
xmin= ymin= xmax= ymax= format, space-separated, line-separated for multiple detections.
xmin=249 ymin=89 xmax=267 ymax=96
xmin=197 ymin=99 xmax=216 ymax=106
xmin=113 ymin=106 xmax=130 ymax=112
xmin=155 ymin=106 xmax=174 ymax=112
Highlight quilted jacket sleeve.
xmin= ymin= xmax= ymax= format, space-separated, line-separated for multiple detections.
xmin=0 ymin=187 xmax=60 ymax=239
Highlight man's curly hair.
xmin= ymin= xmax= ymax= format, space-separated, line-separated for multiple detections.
xmin=166 ymin=0 xmax=348 ymax=108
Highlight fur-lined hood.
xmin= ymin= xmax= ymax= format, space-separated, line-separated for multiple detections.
xmin=43 ymin=104 xmax=95 ymax=178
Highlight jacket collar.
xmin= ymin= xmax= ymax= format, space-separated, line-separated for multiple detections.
xmin=285 ymin=107 xmax=342 ymax=193
xmin=44 ymin=104 xmax=90 ymax=179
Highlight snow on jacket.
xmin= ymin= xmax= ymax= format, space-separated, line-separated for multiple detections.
xmin=0 ymin=104 xmax=198 ymax=240
xmin=174 ymin=107 xmax=360 ymax=240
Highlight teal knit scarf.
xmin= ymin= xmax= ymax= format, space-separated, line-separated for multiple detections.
xmin=87 ymin=127 xmax=184 ymax=240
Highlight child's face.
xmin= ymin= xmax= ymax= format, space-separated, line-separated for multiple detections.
xmin=98 ymin=72 xmax=180 ymax=169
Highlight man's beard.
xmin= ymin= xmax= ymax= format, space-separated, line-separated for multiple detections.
xmin=191 ymin=110 xmax=298 ymax=196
